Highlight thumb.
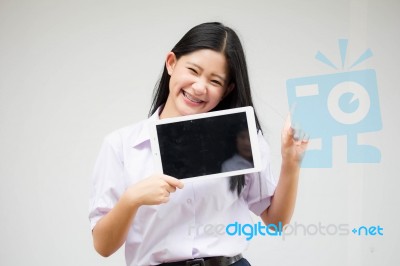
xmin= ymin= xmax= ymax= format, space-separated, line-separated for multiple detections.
xmin=162 ymin=175 xmax=184 ymax=189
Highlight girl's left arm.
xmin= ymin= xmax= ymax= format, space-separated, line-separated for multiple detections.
xmin=260 ymin=116 xmax=308 ymax=226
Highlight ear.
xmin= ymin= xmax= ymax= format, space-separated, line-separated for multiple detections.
xmin=165 ymin=52 xmax=177 ymax=75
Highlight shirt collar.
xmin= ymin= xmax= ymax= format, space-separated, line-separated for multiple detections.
xmin=131 ymin=106 xmax=162 ymax=148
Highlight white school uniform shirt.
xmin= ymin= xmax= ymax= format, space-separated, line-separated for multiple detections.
xmin=89 ymin=108 xmax=277 ymax=266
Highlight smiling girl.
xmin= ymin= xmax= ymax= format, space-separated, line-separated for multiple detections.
xmin=89 ymin=22 xmax=308 ymax=266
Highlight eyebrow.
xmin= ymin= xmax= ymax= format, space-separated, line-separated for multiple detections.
xmin=187 ymin=62 xmax=227 ymax=82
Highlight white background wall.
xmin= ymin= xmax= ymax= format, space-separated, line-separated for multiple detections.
xmin=1 ymin=0 xmax=399 ymax=265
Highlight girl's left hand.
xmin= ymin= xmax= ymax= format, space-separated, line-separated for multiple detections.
xmin=281 ymin=115 xmax=309 ymax=165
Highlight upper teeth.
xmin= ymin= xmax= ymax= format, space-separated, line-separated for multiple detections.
xmin=184 ymin=91 xmax=202 ymax=103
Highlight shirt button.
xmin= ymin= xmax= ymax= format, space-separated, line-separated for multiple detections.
xmin=186 ymin=199 xmax=192 ymax=204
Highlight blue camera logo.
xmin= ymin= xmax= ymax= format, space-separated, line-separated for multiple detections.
xmin=286 ymin=39 xmax=382 ymax=168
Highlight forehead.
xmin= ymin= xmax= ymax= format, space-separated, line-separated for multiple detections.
xmin=179 ymin=49 xmax=229 ymax=74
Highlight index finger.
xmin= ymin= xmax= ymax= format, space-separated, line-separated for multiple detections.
xmin=161 ymin=175 xmax=184 ymax=189
xmin=284 ymin=113 xmax=292 ymax=131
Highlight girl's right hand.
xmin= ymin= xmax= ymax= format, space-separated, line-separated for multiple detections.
xmin=124 ymin=174 xmax=184 ymax=206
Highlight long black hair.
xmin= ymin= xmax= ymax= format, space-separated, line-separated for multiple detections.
xmin=149 ymin=22 xmax=262 ymax=195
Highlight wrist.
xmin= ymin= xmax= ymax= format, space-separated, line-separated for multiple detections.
xmin=121 ymin=186 xmax=142 ymax=210
xmin=281 ymin=156 xmax=301 ymax=168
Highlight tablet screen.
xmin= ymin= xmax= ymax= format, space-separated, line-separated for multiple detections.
xmin=152 ymin=107 xmax=261 ymax=180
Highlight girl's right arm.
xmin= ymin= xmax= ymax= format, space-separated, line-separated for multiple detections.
xmin=92 ymin=174 xmax=184 ymax=257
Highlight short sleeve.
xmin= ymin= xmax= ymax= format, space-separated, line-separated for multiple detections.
xmin=88 ymin=132 xmax=125 ymax=230
xmin=242 ymin=132 xmax=277 ymax=216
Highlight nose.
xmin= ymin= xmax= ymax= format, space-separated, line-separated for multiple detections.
xmin=192 ymin=80 xmax=207 ymax=95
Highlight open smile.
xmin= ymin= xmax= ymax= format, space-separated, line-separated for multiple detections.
xmin=182 ymin=91 xmax=204 ymax=104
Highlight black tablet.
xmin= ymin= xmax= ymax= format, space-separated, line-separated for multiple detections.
xmin=150 ymin=107 xmax=261 ymax=181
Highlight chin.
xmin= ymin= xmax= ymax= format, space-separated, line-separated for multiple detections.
xmin=179 ymin=105 xmax=207 ymax=116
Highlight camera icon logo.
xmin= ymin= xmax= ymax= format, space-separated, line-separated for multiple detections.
xmin=286 ymin=39 xmax=382 ymax=168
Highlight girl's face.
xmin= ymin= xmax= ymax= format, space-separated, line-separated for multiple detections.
xmin=160 ymin=49 xmax=233 ymax=119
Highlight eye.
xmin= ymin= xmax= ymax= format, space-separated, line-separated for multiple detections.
xmin=211 ymin=80 xmax=223 ymax=86
xmin=188 ymin=67 xmax=198 ymax=74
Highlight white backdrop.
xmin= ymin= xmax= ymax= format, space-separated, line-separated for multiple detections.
xmin=1 ymin=0 xmax=399 ymax=265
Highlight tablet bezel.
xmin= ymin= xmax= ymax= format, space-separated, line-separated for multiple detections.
xmin=150 ymin=106 xmax=261 ymax=182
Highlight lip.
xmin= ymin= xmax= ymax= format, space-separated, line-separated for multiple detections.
xmin=182 ymin=90 xmax=205 ymax=105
